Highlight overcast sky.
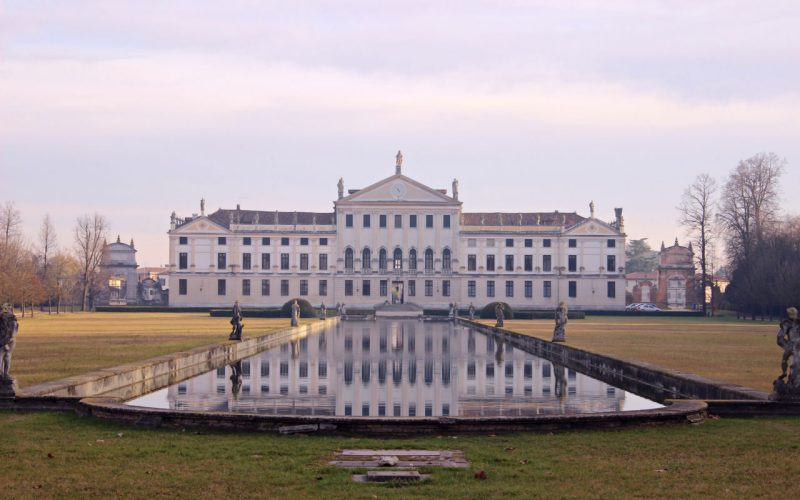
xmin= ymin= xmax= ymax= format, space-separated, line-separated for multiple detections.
xmin=1 ymin=1 xmax=798 ymax=266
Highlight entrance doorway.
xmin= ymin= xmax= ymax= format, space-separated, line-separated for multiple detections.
xmin=391 ymin=281 xmax=404 ymax=304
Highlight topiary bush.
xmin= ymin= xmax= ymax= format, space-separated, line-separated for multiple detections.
xmin=480 ymin=302 xmax=513 ymax=320
xmin=280 ymin=298 xmax=316 ymax=318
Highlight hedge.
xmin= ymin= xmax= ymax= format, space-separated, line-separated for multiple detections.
xmin=95 ymin=306 xmax=213 ymax=313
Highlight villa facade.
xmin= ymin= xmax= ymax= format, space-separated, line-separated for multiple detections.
xmin=167 ymin=161 xmax=627 ymax=311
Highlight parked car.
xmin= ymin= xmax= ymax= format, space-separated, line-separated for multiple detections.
xmin=636 ymin=303 xmax=662 ymax=312
xmin=625 ymin=303 xmax=641 ymax=311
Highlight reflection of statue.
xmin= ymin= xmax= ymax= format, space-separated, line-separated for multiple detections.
xmin=552 ymin=302 xmax=567 ymax=342
xmin=337 ymin=177 xmax=344 ymax=199
xmin=229 ymin=301 xmax=244 ymax=340
xmin=291 ymin=299 xmax=300 ymax=327
xmin=495 ymin=303 xmax=505 ymax=328
xmin=1 ymin=304 xmax=19 ymax=393
xmin=229 ymin=360 xmax=243 ymax=398
xmin=468 ymin=303 xmax=475 ymax=321
xmin=553 ymin=363 xmax=567 ymax=400
xmin=495 ymin=337 xmax=504 ymax=365
xmin=319 ymin=302 xmax=327 ymax=320
xmin=291 ymin=339 xmax=300 ymax=360
xmin=771 ymin=307 xmax=800 ymax=401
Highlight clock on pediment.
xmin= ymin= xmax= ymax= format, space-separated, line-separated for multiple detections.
xmin=390 ymin=181 xmax=407 ymax=200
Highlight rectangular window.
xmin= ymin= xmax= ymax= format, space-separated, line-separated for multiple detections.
xmin=568 ymin=255 xmax=577 ymax=272
xmin=379 ymin=214 xmax=387 ymax=228
xmin=486 ymin=255 xmax=495 ymax=271
xmin=468 ymin=254 xmax=476 ymax=271
xmin=217 ymin=253 xmax=227 ymax=270
xmin=280 ymin=279 xmax=289 ymax=296
xmin=300 ymin=253 xmax=309 ymax=270
xmin=319 ymin=238 xmax=328 ymax=246
xmin=505 ymin=280 xmax=514 ymax=297
xmin=505 ymin=255 xmax=514 ymax=272
xmin=242 ymin=253 xmax=251 ymax=270
xmin=346 ymin=214 xmax=353 ymax=227
xmin=607 ymin=239 xmax=616 ymax=248
xmin=261 ymin=253 xmax=270 ymax=269
xmin=569 ymin=281 xmax=577 ymax=298
xmin=380 ymin=280 xmax=388 ymax=296
xmin=524 ymin=280 xmax=533 ymax=298
xmin=178 ymin=252 xmax=188 ymax=270
xmin=242 ymin=279 xmax=250 ymax=296
xmin=319 ymin=280 xmax=327 ymax=296
xmin=425 ymin=214 xmax=433 ymax=228
xmin=218 ymin=237 xmax=227 ymax=245
xmin=217 ymin=279 xmax=226 ymax=296
xmin=345 ymin=280 xmax=353 ymax=296
xmin=524 ymin=238 xmax=533 ymax=248
xmin=468 ymin=280 xmax=476 ymax=297
xmin=243 ymin=237 xmax=251 ymax=245
xmin=442 ymin=280 xmax=450 ymax=297
xmin=443 ymin=214 xmax=451 ymax=228
xmin=362 ymin=280 xmax=371 ymax=296
xmin=261 ymin=237 xmax=270 ymax=245
xmin=363 ymin=214 xmax=371 ymax=228
xmin=410 ymin=215 xmax=417 ymax=227
xmin=299 ymin=237 xmax=308 ymax=246
xmin=524 ymin=255 xmax=533 ymax=272
xmin=506 ymin=238 xmax=514 ymax=247
xmin=543 ymin=280 xmax=552 ymax=298
xmin=543 ymin=255 xmax=552 ymax=272
xmin=299 ymin=280 xmax=308 ymax=296
xmin=179 ymin=279 xmax=187 ymax=295
xmin=568 ymin=238 xmax=577 ymax=248
xmin=179 ymin=236 xmax=188 ymax=245
xmin=319 ymin=254 xmax=328 ymax=270
xmin=607 ymin=255 xmax=616 ymax=271
xmin=261 ymin=279 xmax=270 ymax=296
xmin=281 ymin=253 xmax=290 ymax=270
xmin=608 ymin=281 xmax=616 ymax=298
xmin=543 ymin=239 xmax=551 ymax=247
xmin=487 ymin=280 xmax=495 ymax=297
xmin=425 ymin=280 xmax=433 ymax=297
xmin=408 ymin=280 xmax=416 ymax=296
xmin=281 ymin=237 xmax=289 ymax=246
xmin=394 ymin=214 xmax=402 ymax=228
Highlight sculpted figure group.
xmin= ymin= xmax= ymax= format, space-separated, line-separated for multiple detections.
xmin=773 ymin=307 xmax=800 ymax=400
xmin=1 ymin=304 xmax=19 ymax=382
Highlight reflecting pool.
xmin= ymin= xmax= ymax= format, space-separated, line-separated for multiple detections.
xmin=127 ymin=320 xmax=661 ymax=417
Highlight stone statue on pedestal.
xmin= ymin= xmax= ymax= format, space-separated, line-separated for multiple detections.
xmin=552 ymin=302 xmax=568 ymax=342
xmin=468 ymin=303 xmax=475 ymax=321
xmin=291 ymin=299 xmax=300 ymax=327
xmin=319 ymin=302 xmax=327 ymax=320
xmin=771 ymin=307 xmax=800 ymax=401
xmin=495 ymin=303 xmax=505 ymax=328
xmin=448 ymin=302 xmax=456 ymax=320
xmin=229 ymin=301 xmax=243 ymax=341
xmin=0 ymin=304 xmax=19 ymax=397
xmin=338 ymin=178 xmax=344 ymax=200
xmin=452 ymin=178 xmax=459 ymax=201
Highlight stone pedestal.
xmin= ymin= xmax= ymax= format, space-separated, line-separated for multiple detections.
xmin=0 ymin=377 xmax=18 ymax=398
xmin=770 ymin=377 xmax=800 ymax=402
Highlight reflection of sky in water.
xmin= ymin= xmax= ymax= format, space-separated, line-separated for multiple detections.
xmin=127 ymin=320 xmax=662 ymax=417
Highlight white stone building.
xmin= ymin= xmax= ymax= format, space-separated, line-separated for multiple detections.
xmin=167 ymin=161 xmax=626 ymax=311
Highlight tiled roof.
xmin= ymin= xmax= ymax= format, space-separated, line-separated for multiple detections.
xmin=207 ymin=209 xmax=335 ymax=229
xmin=461 ymin=212 xmax=584 ymax=227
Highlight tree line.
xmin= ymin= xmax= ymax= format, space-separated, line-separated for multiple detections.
xmin=678 ymin=152 xmax=798 ymax=318
xmin=0 ymin=202 xmax=109 ymax=315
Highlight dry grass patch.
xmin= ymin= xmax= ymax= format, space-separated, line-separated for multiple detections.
xmin=14 ymin=312 xmax=307 ymax=388
xmin=486 ymin=316 xmax=778 ymax=392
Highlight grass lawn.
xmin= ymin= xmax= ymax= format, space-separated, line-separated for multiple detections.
xmin=13 ymin=313 xmax=308 ymax=388
xmin=483 ymin=316 xmax=780 ymax=392
xmin=2 ymin=412 xmax=798 ymax=498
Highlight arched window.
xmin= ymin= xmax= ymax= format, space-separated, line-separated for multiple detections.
xmin=393 ymin=248 xmax=403 ymax=270
xmin=379 ymin=248 xmax=387 ymax=270
xmin=362 ymin=248 xmax=371 ymax=270
xmin=409 ymin=249 xmax=417 ymax=270
xmin=425 ymin=249 xmax=434 ymax=270
xmin=344 ymin=248 xmax=354 ymax=270
xmin=442 ymin=248 xmax=451 ymax=270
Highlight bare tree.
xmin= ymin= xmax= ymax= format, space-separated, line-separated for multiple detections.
xmin=718 ymin=152 xmax=785 ymax=263
xmin=0 ymin=201 xmax=23 ymax=245
xmin=39 ymin=214 xmax=58 ymax=312
xmin=678 ymin=173 xmax=717 ymax=315
xmin=73 ymin=213 xmax=108 ymax=311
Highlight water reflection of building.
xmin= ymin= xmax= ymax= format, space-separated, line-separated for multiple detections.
xmin=167 ymin=321 xmax=626 ymax=417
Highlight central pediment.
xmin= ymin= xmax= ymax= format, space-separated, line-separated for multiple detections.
xmin=337 ymin=174 xmax=458 ymax=205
